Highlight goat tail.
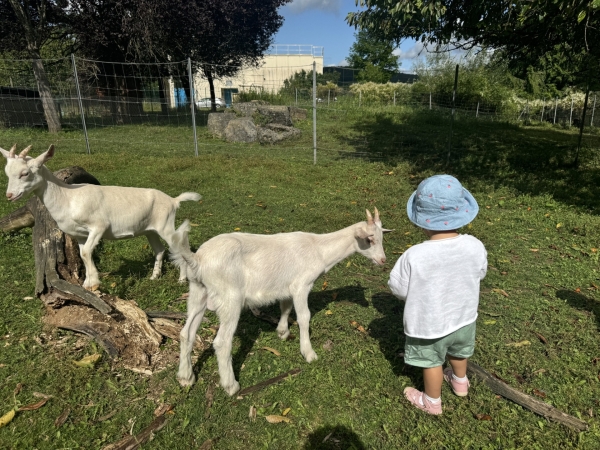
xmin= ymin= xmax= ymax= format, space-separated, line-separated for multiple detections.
xmin=174 ymin=192 xmax=202 ymax=207
xmin=169 ymin=220 xmax=201 ymax=279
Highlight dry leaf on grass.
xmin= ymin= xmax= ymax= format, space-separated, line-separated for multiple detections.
xmin=474 ymin=413 xmax=492 ymax=421
xmin=55 ymin=408 xmax=71 ymax=428
xmin=0 ymin=409 xmax=15 ymax=428
xmin=73 ymin=353 xmax=102 ymax=368
xmin=322 ymin=281 xmax=328 ymax=290
xmin=282 ymin=407 xmax=291 ymax=416
xmin=265 ymin=414 xmax=291 ymax=424
xmin=533 ymin=332 xmax=548 ymax=345
xmin=13 ymin=383 xmax=22 ymax=396
xmin=262 ymin=347 xmax=281 ymax=356
xmin=248 ymin=406 xmax=257 ymax=422
xmin=492 ymin=288 xmax=509 ymax=297
xmin=532 ymin=389 xmax=547 ymax=398
xmin=199 ymin=439 xmax=214 ymax=450
xmin=153 ymin=404 xmax=173 ymax=417
xmin=506 ymin=340 xmax=531 ymax=347
xmin=322 ymin=340 xmax=334 ymax=351
xmin=349 ymin=321 xmax=366 ymax=333
xmin=18 ymin=398 xmax=49 ymax=411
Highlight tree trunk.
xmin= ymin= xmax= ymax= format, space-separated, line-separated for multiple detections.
xmin=206 ymin=68 xmax=218 ymax=112
xmin=158 ymin=77 xmax=170 ymax=113
xmin=31 ymin=58 xmax=62 ymax=132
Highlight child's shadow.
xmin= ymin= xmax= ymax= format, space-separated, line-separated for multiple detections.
xmin=369 ymin=292 xmax=422 ymax=386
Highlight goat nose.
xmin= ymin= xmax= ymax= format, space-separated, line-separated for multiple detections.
xmin=6 ymin=192 xmax=12 ymax=200
xmin=381 ymin=257 xmax=386 ymax=264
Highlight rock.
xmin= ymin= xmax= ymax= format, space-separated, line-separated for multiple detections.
xmin=258 ymin=123 xmax=302 ymax=144
xmin=290 ymin=107 xmax=308 ymax=121
xmin=207 ymin=112 xmax=236 ymax=138
xmin=233 ymin=103 xmax=295 ymax=126
xmin=224 ymin=118 xmax=257 ymax=143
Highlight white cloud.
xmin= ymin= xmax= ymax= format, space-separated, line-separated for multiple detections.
xmin=395 ymin=41 xmax=434 ymax=60
xmin=287 ymin=0 xmax=341 ymax=14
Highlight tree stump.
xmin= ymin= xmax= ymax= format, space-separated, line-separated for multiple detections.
xmin=0 ymin=166 xmax=201 ymax=374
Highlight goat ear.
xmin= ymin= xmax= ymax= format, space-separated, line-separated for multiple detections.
xmin=382 ymin=228 xmax=394 ymax=234
xmin=32 ymin=144 xmax=55 ymax=167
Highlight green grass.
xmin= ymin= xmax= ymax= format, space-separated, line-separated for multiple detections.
xmin=1 ymin=107 xmax=600 ymax=449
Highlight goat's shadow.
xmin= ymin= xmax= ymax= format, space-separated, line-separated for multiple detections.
xmin=557 ymin=289 xmax=600 ymax=331
xmin=368 ymin=292 xmax=422 ymax=387
xmin=190 ymin=285 xmax=368 ymax=389
xmin=303 ymin=424 xmax=366 ymax=449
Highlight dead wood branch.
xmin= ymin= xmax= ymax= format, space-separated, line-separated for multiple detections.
xmin=237 ymin=368 xmax=301 ymax=397
xmin=467 ymin=361 xmax=588 ymax=431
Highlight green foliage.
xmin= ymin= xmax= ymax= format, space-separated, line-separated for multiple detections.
xmin=348 ymin=29 xmax=399 ymax=83
xmin=347 ymin=0 xmax=600 ymax=89
xmin=280 ymin=69 xmax=340 ymax=93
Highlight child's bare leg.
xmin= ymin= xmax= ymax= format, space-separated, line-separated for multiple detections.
xmin=423 ymin=366 xmax=443 ymax=399
xmin=448 ymin=356 xmax=468 ymax=378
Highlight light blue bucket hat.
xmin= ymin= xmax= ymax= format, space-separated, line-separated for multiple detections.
xmin=407 ymin=175 xmax=479 ymax=230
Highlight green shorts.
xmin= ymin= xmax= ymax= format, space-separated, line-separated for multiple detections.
xmin=404 ymin=322 xmax=476 ymax=369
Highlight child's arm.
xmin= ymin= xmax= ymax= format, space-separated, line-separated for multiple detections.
xmin=388 ymin=254 xmax=409 ymax=300
xmin=480 ymin=247 xmax=488 ymax=280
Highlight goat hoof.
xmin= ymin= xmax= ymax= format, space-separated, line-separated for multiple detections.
xmin=277 ymin=329 xmax=290 ymax=340
xmin=177 ymin=374 xmax=196 ymax=387
xmin=223 ymin=381 xmax=241 ymax=396
xmin=84 ymin=284 xmax=100 ymax=291
xmin=304 ymin=351 xmax=318 ymax=363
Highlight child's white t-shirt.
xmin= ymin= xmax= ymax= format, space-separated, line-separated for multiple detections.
xmin=388 ymin=234 xmax=487 ymax=339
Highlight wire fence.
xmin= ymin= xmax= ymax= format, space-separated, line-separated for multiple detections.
xmin=0 ymin=56 xmax=597 ymax=162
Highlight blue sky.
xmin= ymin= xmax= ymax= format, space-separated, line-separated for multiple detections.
xmin=273 ymin=0 xmax=423 ymax=72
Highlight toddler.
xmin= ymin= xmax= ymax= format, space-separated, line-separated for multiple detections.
xmin=388 ymin=174 xmax=487 ymax=415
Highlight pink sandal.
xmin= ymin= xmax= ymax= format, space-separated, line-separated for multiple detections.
xmin=443 ymin=367 xmax=470 ymax=397
xmin=403 ymin=387 xmax=442 ymax=415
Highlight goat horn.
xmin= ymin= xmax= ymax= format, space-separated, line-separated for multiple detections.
xmin=366 ymin=209 xmax=374 ymax=225
xmin=9 ymin=144 xmax=16 ymax=158
xmin=18 ymin=145 xmax=32 ymax=159
xmin=374 ymin=207 xmax=381 ymax=223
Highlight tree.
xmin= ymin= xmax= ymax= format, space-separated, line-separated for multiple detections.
xmin=163 ymin=0 xmax=291 ymax=111
xmin=347 ymin=1 xmax=600 ymax=89
xmin=347 ymin=29 xmax=399 ymax=83
xmin=0 ymin=0 xmax=62 ymax=132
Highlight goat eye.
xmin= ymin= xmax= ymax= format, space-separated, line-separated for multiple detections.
xmin=20 ymin=172 xmax=29 ymax=178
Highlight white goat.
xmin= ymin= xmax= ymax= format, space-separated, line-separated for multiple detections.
xmin=1 ymin=144 xmax=201 ymax=290
xmin=170 ymin=209 xmax=391 ymax=395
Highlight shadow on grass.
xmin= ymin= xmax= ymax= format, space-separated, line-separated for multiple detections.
xmin=341 ymin=109 xmax=600 ymax=212
xmin=369 ymin=292 xmax=405 ymax=375
xmin=191 ymin=285 xmax=368 ymax=389
xmin=303 ymin=424 xmax=366 ymax=450
xmin=557 ymin=289 xmax=600 ymax=331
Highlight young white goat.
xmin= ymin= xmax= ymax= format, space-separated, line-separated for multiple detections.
xmin=170 ymin=209 xmax=391 ymax=395
xmin=1 ymin=144 xmax=201 ymax=290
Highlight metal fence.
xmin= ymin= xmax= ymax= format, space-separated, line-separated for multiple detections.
xmin=0 ymin=56 xmax=597 ymax=161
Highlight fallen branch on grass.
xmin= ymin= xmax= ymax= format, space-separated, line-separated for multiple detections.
xmin=236 ymin=368 xmax=302 ymax=397
xmin=467 ymin=361 xmax=588 ymax=431
xmin=102 ymin=415 xmax=168 ymax=450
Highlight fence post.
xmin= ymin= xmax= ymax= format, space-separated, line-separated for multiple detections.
xmin=312 ymin=60 xmax=317 ymax=165
xmin=71 ymin=54 xmax=91 ymax=155
xmin=476 ymin=100 xmax=479 ymax=118
xmin=328 ymin=89 xmax=330 ymax=106
xmin=429 ymin=92 xmax=432 ymax=110
xmin=569 ymin=97 xmax=574 ymax=127
xmin=541 ymin=102 xmax=545 ymax=122
xmin=574 ymin=85 xmax=590 ymax=167
xmin=591 ymin=94 xmax=596 ymax=127
xmin=554 ymin=97 xmax=558 ymax=124
xmin=447 ymin=64 xmax=459 ymax=166
xmin=295 ymin=88 xmax=298 ymax=106
xmin=187 ymin=58 xmax=198 ymax=157
xmin=393 ymin=91 xmax=396 ymax=106
xmin=359 ymin=90 xmax=362 ymax=108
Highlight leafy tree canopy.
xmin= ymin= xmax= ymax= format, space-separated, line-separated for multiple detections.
xmin=347 ymin=29 xmax=399 ymax=83
xmin=347 ymin=0 xmax=600 ymax=88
